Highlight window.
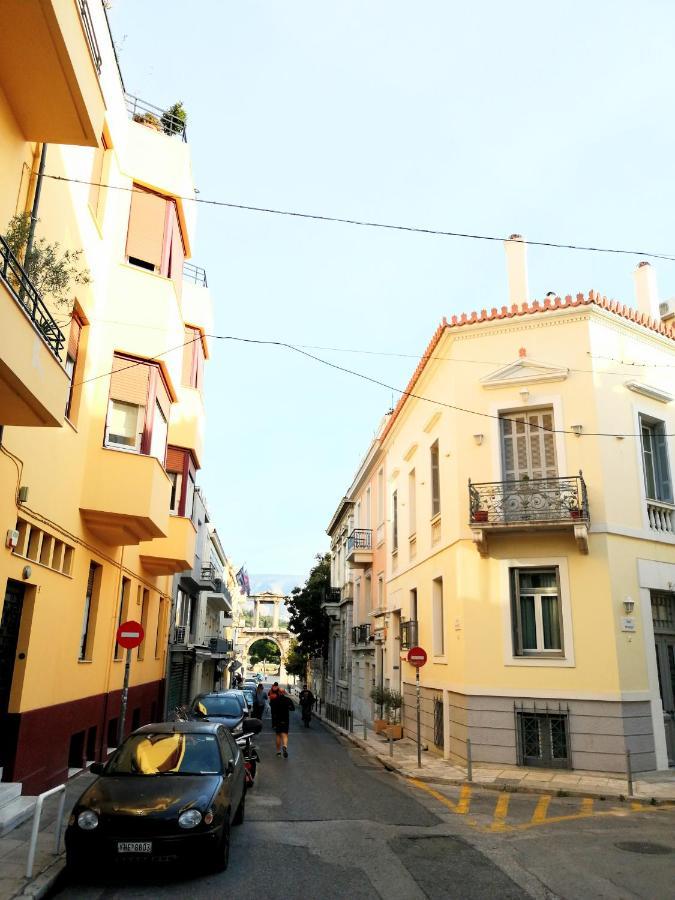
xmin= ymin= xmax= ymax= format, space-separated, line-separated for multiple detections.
xmin=392 ymin=490 xmax=398 ymax=552
xmin=408 ymin=469 xmax=416 ymax=536
xmin=65 ymin=313 xmax=85 ymax=421
xmin=79 ymin=562 xmax=101 ymax=661
xmin=500 ymin=408 xmax=557 ymax=481
xmin=105 ymin=355 xmax=171 ymax=459
xmin=186 ymin=471 xmax=196 ymax=518
xmin=126 ymin=186 xmax=186 ymax=297
xmin=138 ymin=588 xmax=150 ymax=660
xmin=377 ymin=574 xmax=384 ymax=609
xmin=182 ymin=326 xmax=205 ymax=390
xmin=365 ymin=487 xmax=371 ymax=528
xmin=365 ymin=574 xmax=371 ymax=612
xmin=377 ymin=468 xmax=384 ymax=524
xmin=510 ymin=568 xmax=563 ymax=656
xmin=432 ymin=577 xmax=444 ymax=656
xmin=155 ymin=597 xmax=165 ymax=659
xmin=166 ymin=447 xmax=197 ymax=516
xmin=430 ymin=441 xmax=440 ymax=517
xmin=168 ymin=471 xmax=182 ymax=514
xmin=410 ymin=588 xmax=418 ymax=622
xmin=114 ymin=577 xmax=131 ymax=660
xmin=89 ymin=135 xmax=110 ymax=226
xmin=640 ymin=415 xmax=673 ymax=503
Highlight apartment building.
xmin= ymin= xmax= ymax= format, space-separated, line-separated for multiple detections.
xmin=330 ymin=237 xmax=675 ymax=775
xmin=0 ymin=1 xmax=213 ymax=800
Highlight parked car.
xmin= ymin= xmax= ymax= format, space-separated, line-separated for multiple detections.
xmin=190 ymin=693 xmax=246 ymax=734
xmin=242 ymin=687 xmax=256 ymax=710
xmin=224 ymin=689 xmax=250 ymax=715
xmin=65 ymin=721 xmax=245 ymax=873
xmin=243 ymin=680 xmax=257 ymax=691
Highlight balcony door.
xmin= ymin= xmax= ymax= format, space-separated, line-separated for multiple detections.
xmin=500 ymin=409 xmax=558 ymax=523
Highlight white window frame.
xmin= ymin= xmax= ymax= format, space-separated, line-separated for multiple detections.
xmin=510 ymin=567 xmax=564 ymax=657
xmin=104 ymin=399 xmax=142 ymax=453
xmin=169 ymin=471 xmax=183 ymax=515
xmin=150 ymin=399 xmax=168 ymax=464
xmin=408 ymin=468 xmax=416 ymax=537
xmin=432 ymin=577 xmax=444 ymax=657
xmin=639 ymin=413 xmax=673 ymax=503
xmin=500 ymin=556 xmax=575 ymax=667
xmin=430 ymin=441 xmax=440 ymax=518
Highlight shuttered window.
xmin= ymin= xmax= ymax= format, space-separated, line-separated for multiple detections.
xmin=182 ymin=326 xmax=204 ymax=390
xmin=165 ymin=446 xmax=197 ymax=516
xmin=105 ymin=354 xmax=171 ymax=461
xmin=65 ymin=314 xmax=84 ymax=421
xmin=79 ymin=561 xmax=101 ymax=661
xmin=126 ymin=186 xmax=186 ymax=296
xmin=500 ymin=408 xmax=557 ymax=481
xmin=640 ymin=415 xmax=673 ymax=503
xmin=430 ymin=440 xmax=441 ymax=517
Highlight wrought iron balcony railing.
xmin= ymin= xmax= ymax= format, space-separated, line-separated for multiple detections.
xmin=78 ymin=0 xmax=102 ymax=74
xmin=209 ymin=637 xmax=231 ymax=654
xmin=173 ymin=624 xmax=187 ymax=644
xmin=0 ymin=235 xmax=65 ymax=360
xmin=324 ymin=587 xmax=341 ymax=605
xmin=351 ymin=624 xmax=371 ymax=645
xmin=347 ymin=528 xmax=372 ymax=554
xmin=125 ymin=93 xmax=187 ymax=141
xmin=183 ymin=262 xmax=207 ymax=287
xmin=468 ymin=474 xmax=589 ymax=526
xmin=400 ymin=619 xmax=418 ymax=650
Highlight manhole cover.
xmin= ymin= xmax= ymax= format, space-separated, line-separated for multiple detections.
xmin=615 ymin=842 xmax=673 ymax=855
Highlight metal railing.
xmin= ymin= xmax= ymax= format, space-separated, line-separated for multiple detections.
xmin=199 ymin=564 xmax=220 ymax=586
xmin=469 ymin=473 xmax=589 ymax=526
xmin=400 ymin=619 xmax=418 ymax=650
xmin=324 ymin=702 xmax=353 ymax=730
xmin=347 ymin=528 xmax=372 ymax=553
xmin=183 ymin=262 xmax=207 ymax=287
xmin=78 ymin=0 xmax=102 ymax=74
xmin=0 ymin=235 xmax=65 ymax=360
xmin=324 ymin=587 xmax=341 ymax=605
xmin=125 ymin=93 xmax=187 ymax=141
xmin=209 ymin=637 xmax=231 ymax=653
xmin=351 ymin=624 xmax=371 ymax=645
xmin=173 ymin=624 xmax=187 ymax=643
xmin=26 ymin=783 xmax=67 ymax=878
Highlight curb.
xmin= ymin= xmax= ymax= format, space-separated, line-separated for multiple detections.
xmin=314 ymin=711 xmax=674 ymax=807
xmin=9 ymin=854 xmax=65 ymax=900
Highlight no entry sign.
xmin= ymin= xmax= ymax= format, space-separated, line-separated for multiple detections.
xmin=116 ymin=620 xmax=145 ymax=650
xmin=407 ymin=646 xmax=428 ymax=668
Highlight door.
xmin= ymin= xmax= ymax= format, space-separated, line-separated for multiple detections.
xmin=0 ymin=580 xmax=25 ymax=769
xmin=500 ymin=409 xmax=558 ymax=522
xmin=651 ymin=590 xmax=675 ymax=766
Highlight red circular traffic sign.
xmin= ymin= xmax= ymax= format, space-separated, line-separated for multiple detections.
xmin=407 ymin=646 xmax=427 ymax=667
xmin=116 ymin=620 xmax=145 ymax=650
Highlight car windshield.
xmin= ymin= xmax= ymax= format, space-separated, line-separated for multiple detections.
xmin=196 ymin=696 xmax=242 ymax=717
xmin=106 ymin=733 xmax=222 ymax=776
xmin=243 ymin=690 xmax=255 ymax=704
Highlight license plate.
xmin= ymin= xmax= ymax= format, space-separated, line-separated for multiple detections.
xmin=117 ymin=841 xmax=152 ymax=853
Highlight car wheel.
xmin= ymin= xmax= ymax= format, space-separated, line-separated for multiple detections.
xmin=209 ymin=820 xmax=231 ymax=872
xmin=233 ymin=791 xmax=246 ymax=826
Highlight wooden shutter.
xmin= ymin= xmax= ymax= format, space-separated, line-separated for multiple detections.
xmin=109 ymin=354 xmax=150 ymax=405
xmin=527 ymin=410 xmax=557 ymax=479
xmin=126 ymin=186 xmax=167 ymax=269
xmin=501 ymin=409 xmax=557 ymax=480
xmin=166 ymin=446 xmax=187 ymax=473
xmin=67 ymin=316 xmax=82 ymax=359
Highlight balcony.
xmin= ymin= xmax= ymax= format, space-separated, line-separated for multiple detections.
xmin=181 ymin=278 xmax=214 ymax=335
xmin=139 ymin=515 xmax=197 ymax=576
xmin=0 ymin=0 xmax=105 ymax=145
xmin=183 ymin=263 xmax=207 ymax=287
xmin=0 ymin=237 xmax=69 ymax=426
xmin=322 ymin=587 xmax=341 ymax=619
xmin=80 ymin=450 xmax=170 ymax=545
xmin=203 ymin=587 xmax=232 ymax=616
xmin=209 ymin=637 xmax=232 ymax=656
xmin=400 ymin=620 xmax=418 ymax=650
xmin=647 ymin=499 xmax=675 ymax=536
xmin=351 ymin=624 xmax=372 ymax=647
xmin=125 ymin=94 xmax=188 ymax=142
xmin=469 ymin=474 xmax=589 ymax=556
xmin=173 ymin=625 xmax=187 ymax=644
xmin=168 ymin=386 xmax=205 ymax=468
xmin=346 ymin=529 xmax=373 ymax=567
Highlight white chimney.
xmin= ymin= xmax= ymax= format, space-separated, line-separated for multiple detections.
xmin=634 ymin=261 xmax=659 ymax=320
xmin=504 ymin=234 xmax=529 ymax=306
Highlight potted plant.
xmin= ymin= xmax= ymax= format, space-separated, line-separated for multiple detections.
xmin=161 ymin=101 xmax=187 ymax=136
xmin=472 ymin=509 xmax=488 ymax=523
xmin=370 ymin=685 xmax=389 ymax=734
xmin=569 ymin=506 xmax=583 ymax=520
xmin=385 ymin=690 xmax=403 ymax=740
xmin=133 ymin=112 xmax=162 ymax=132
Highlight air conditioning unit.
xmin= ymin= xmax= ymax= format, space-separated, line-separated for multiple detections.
xmin=659 ymin=299 xmax=675 ymax=322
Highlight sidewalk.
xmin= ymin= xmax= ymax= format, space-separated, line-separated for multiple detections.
xmin=0 ymin=772 xmax=94 ymax=900
xmin=312 ymin=708 xmax=675 ymax=804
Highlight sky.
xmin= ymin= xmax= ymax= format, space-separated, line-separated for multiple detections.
xmin=108 ymin=0 xmax=675 ymax=580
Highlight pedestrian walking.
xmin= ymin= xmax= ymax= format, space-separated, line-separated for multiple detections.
xmin=268 ymin=687 xmax=295 ymax=757
xmin=298 ymin=684 xmax=315 ymax=728
xmin=252 ymin=682 xmax=268 ymax=720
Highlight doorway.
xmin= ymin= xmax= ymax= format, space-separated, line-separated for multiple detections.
xmin=651 ymin=590 xmax=675 ymax=766
xmin=0 ymin=580 xmax=25 ymax=771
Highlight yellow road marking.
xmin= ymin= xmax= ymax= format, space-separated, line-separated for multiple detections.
xmin=491 ymin=793 xmax=510 ymax=831
xmin=580 ymin=797 xmax=594 ymax=815
xmin=531 ymin=795 xmax=550 ymax=824
xmin=456 ymin=785 xmax=472 ymax=815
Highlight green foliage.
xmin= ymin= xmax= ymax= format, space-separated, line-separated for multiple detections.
xmin=248 ymin=639 xmax=280 ymax=666
xmin=286 ymin=553 xmax=331 ymax=659
xmin=370 ymin=687 xmax=403 ymax=722
xmin=370 ymin=685 xmax=388 ymax=709
xmin=387 ymin=690 xmax=403 ymax=723
xmin=4 ymin=213 xmax=90 ymax=310
xmin=161 ymin=101 xmax=187 ymax=136
xmin=285 ymin=639 xmax=308 ymax=678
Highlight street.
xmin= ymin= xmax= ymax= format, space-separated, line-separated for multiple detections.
xmin=54 ymin=706 xmax=675 ymax=900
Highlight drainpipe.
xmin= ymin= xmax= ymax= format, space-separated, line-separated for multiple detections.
xmin=25 ymin=144 xmax=47 ymax=268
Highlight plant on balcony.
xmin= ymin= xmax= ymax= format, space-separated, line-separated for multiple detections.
xmin=3 ymin=213 xmax=90 ymax=310
xmin=161 ymin=101 xmax=187 ymax=136
xmin=133 ymin=111 xmax=162 ymax=131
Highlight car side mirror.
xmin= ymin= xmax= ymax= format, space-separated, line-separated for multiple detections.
xmin=90 ymin=762 xmax=105 ymax=775
xmin=241 ymin=717 xmax=263 ymax=734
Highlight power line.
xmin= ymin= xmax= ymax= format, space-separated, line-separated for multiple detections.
xmin=43 ymin=173 xmax=675 ymax=263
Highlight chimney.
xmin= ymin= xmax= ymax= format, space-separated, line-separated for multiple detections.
xmin=633 ymin=261 xmax=659 ymax=320
xmin=504 ymin=234 xmax=529 ymax=306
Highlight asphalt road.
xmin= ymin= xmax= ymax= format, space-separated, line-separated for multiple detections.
xmin=53 ymin=704 xmax=675 ymax=900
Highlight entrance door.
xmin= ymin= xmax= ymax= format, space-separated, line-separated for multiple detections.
xmin=651 ymin=590 xmax=675 ymax=766
xmin=0 ymin=580 xmax=25 ymax=769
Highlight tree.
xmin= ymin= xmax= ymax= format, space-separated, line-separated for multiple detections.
xmin=161 ymin=101 xmax=187 ymax=136
xmin=3 ymin=213 xmax=90 ymax=310
xmin=286 ymin=553 xmax=331 ymax=659
xmin=248 ymin=639 xmax=280 ymax=667
xmin=285 ymin=639 xmax=308 ymax=679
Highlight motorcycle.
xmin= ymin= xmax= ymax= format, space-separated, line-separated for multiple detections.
xmin=236 ymin=731 xmax=260 ymax=788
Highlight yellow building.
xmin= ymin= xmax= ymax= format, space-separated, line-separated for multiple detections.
xmin=0 ymin=2 xmax=212 ymax=798
xmin=336 ymin=237 xmax=675 ymax=775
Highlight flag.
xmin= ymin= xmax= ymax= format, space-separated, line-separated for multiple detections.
xmin=236 ymin=566 xmax=250 ymax=596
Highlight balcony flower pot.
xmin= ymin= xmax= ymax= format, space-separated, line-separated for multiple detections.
xmin=133 ymin=112 xmax=162 ymax=132
xmin=384 ymin=724 xmax=403 ymax=740
xmin=472 ymin=509 xmax=488 ymax=523
xmin=570 ymin=508 xmax=583 ymax=519
xmin=373 ymin=718 xmax=389 ymax=734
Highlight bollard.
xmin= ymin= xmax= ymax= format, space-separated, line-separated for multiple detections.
xmin=466 ymin=737 xmax=473 ymax=783
xmin=388 ymin=735 xmax=394 ymax=757
xmin=349 ymin=711 xmax=353 ymax=733
xmin=626 ymin=749 xmax=633 ymax=797
xmin=363 ymin=720 xmax=367 ymax=741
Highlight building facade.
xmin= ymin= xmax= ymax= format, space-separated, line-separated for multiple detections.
xmin=0 ymin=2 xmax=213 ymax=798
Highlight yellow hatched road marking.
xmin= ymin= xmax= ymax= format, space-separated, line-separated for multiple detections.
xmin=491 ymin=793 xmax=511 ymax=831
xmin=456 ymin=785 xmax=472 ymax=815
xmin=531 ymin=795 xmax=550 ymax=823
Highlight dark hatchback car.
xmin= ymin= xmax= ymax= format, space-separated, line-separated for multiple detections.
xmin=191 ymin=692 xmax=246 ymax=733
xmin=65 ymin=721 xmax=245 ymax=873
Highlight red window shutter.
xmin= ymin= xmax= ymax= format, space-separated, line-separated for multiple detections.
xmin=68 ymin=315 xmax=82 ymax=360
xmin=109 ymin=354 xmax=150 ymax=405
xmin=126 ymin=186 xmax=167 ymax=269
xmin=166 ymin=446 xmax=187 ymax=472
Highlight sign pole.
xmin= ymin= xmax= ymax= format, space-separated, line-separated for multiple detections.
xmin=416 ymin=666 xmax=422 ymax=769
xmin=117 ymin=646 xmax=132 ymax=747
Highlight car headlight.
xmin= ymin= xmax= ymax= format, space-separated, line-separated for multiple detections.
xmin=178 ymin=809 xmax=202 ymax=829
xmin=77 ymin=810 xmax=99 ymax=831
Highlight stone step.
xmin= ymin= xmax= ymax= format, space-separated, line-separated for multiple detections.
xmin=0 ymin=795 xmax=36 ymax=836
xmin=0 ymin=782 xmax=22 ymax=810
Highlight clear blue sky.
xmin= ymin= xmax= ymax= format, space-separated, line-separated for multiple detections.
xmin=109 ymin=0 xmax=675 ymax=579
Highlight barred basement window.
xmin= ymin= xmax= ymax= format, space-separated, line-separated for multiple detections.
xmin=515 ymin=705 xmax=571 ymax=768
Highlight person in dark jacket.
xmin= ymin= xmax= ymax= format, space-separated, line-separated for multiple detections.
xmin=252 ymin=683 xmax=267 ymax=720
xmin=268 ymin=687 xmax=295 ymax=757
xmin=298 ymin=685 xmax=315 ymax=728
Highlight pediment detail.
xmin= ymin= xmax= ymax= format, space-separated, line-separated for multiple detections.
xmin=481 ymin=358 xmax=569 ymax=389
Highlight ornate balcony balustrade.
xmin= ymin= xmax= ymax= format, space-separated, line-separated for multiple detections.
xmin=173 ymin=625 xmax=187 ymax=644
xmin=347 ymin=528 xmax=372 ymax=553
xmin=351 ymin=624 xmax=371 ymax=646
xmin=400 ymin=619 xmax=418 ymax=650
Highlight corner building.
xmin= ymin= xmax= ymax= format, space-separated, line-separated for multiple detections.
xmin=0 ymin=2 xmax=212 ymax=796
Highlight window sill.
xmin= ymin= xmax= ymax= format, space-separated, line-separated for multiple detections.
xmin=506 ymin=656 xmax=574 ymax=668
xmin=77 ymin=659 xmax=93 ymax=664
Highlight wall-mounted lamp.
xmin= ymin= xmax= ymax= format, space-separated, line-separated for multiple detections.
xmin=473 ymin=434 xmax=484 ymax=446
xmin=623 ymin=596 xmax=635 ymax=614
xmin=571 ymin=425 xmax=583 ymax=436
xmin=22 ymin=565 xmax=32 ymax=580
xmin=519 ymin=388 xmax=530 ymax=403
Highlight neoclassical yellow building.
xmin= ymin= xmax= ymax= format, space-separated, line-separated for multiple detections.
xmin=0 ymin=1 xmax=211 ymax=797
